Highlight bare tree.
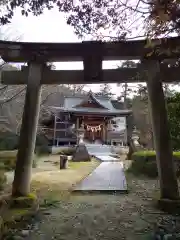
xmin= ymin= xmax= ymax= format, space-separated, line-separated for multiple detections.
xmin=96 ymin=84 xmax=114 ymax=98
xmin=117 ymin=61 xmax=138 ymax=108
xmin=65 ymin=84 xmax=86 ymax=95
xmin=1 ymin=0 xmax=178 ymax=39
xmin=0 ymin=27 xmax=25 ymax=133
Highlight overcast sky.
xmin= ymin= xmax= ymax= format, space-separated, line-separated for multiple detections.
xmin=0 ymin=8 xmax=144 ymax=96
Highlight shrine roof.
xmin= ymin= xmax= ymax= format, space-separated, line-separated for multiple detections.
xmin=51 ymin=106 xmax=131 ymax=115
xmin=64 ymin=95 xmax=116 ymax=110
xmin=50 ymin=93 xmax=132 ymax=115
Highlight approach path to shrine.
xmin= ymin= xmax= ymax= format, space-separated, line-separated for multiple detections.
xmin=74 ymin=144 xmax=127 ymax=193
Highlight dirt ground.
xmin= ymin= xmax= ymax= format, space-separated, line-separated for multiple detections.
xmin=23 ymin=175 xmax=180 ymax=240
xmin=4 ymin=156 xmax=180 ymax=240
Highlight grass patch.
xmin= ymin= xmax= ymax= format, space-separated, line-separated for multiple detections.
xmin=30 ymin=159 xmax=99 ymax=203
xmin=68 ymin=161 xmax=93 ymax=169
xmin=0 ymin=157 xmax=99 ymax=238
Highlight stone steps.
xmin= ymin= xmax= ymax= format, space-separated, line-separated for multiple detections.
xmin=85 ymin=144 xmax=112 ymax=156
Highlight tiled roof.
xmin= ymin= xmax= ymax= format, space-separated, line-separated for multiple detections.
xmin=49 ymin=92 xmax=132 ymax=115
xmin=51 ymin=106 xmax=131 ymax=115
xmin=59 ymin=93 xmax=131 ymax=115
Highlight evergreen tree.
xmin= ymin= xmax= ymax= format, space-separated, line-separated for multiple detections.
xmin=96 ymin=84 xmax=114 ymax=98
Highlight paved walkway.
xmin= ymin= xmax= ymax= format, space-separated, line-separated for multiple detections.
xmin=74 ymin=144 xmax=127 ymax=192
xmin=74 ymin=162 xmax=127 ymax=192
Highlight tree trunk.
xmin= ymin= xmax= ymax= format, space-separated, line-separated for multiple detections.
xmin=145 ymin=60 xmax=179 ymax=200
xmin=12 ymin=62 xmax=43 ymax=197
xmin=126 ymin=114 xmax=134 ymax=159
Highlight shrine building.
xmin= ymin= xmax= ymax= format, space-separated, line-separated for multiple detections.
xmin=41 ymin=92 xmax=132 ymax=146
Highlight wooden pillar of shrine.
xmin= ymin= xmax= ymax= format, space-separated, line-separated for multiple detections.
xmin=76 ymin=117 xmax=79 ymax=144
xmin=124 ymin=116 xmax=128 ymax=146
xmin=102 ymin=121 xmax=106 ymax=143
xmin=76 ymin=117 xmax=79 ymax=129
xmin=104 ymin=119 xmax=109 ymax=144
xmin=12 ymin=62 xmax=43 ymax=197
xmin=145 ymin=60 xmax=179 ymax=201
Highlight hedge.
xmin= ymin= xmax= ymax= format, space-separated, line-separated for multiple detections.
xmin=128 ymin=150 xmax=180 ymax=178
xmin=0 ymin=150 xmax=38 ymax=171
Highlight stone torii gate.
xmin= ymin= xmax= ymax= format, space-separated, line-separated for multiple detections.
xmin=0 ymin=38 xmax=180 ymax=206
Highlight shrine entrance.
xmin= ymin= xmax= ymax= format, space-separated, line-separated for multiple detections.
xmin=84 ymin=123 xmax=103 ymax=143
xmin=82 ymin=116 xmax=106 ymax=143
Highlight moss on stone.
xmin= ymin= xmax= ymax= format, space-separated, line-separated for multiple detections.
xmin=13 ymin=192 xmax=37 ymax=200
xmin=0 ymin=194 xmax=39 ymax=238
xmin=10 ymin=193 xmax=38 ymax=208
xmin=1 ymin=207 xmax=38 ymax=238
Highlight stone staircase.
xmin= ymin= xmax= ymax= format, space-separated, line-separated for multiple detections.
xmin=85 ymin=144 xmax=112 ymax=156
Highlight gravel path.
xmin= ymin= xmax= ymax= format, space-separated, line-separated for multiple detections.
xmin=15 ymin=175 xmax=180 ymax=240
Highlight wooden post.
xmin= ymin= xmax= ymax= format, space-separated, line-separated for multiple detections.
xmin=126 ymin=114 xmax=134 ymax=159
xmin=103 ymin=123 xmax=106 ymax=144
xmin=124 ymin=116 xmax=128 ymax=146
xmin=12 ymin=62 xmax=43 ymax=197
xmin=76 ymin=117 xmax=79 ymax=144
xmin=53 ymin=115 xmax=57 ymax=146
xmin=145 ymin=60 xmax=179 ymax=200
xmin=102 ymin=120 xmax=106 ymax=143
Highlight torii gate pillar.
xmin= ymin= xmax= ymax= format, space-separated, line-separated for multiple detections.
xmin=12 ymin=62 xmax=43 ymax=197
xmin=145 ymin=60 xmax=179 ymax=202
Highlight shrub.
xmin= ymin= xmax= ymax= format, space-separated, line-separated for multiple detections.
xmin=35 ymin=134 xmax=51 ymax=156
xmin=128 ymin=150 xmax=180 ymax=178
xmin=0 ymin=162 xmax=5 ymax=170
xmin=58 ymin=147 xmax=75 ymax=156
xmin=0 ymin=151 xmax=17 ymax=171
xmin=36 ymin=134 xmax=49 ymax=146
xmin=0 ymin=150 xmax=38 ymax=171
xmin=0 ymin=170 xmax=7 ymax=190
xmin=35 ymin=146 xmax=51 ymax=156
xmin=0 ymin=132 xmax=19 ymax=151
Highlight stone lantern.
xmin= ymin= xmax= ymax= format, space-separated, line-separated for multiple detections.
xmin=131 ymin=127 xmax=140 ymax=147
xmin=77 ymin=126 xmax=85 ymax=144
xmin=72 ymin=125 xmax=91 ymax=162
